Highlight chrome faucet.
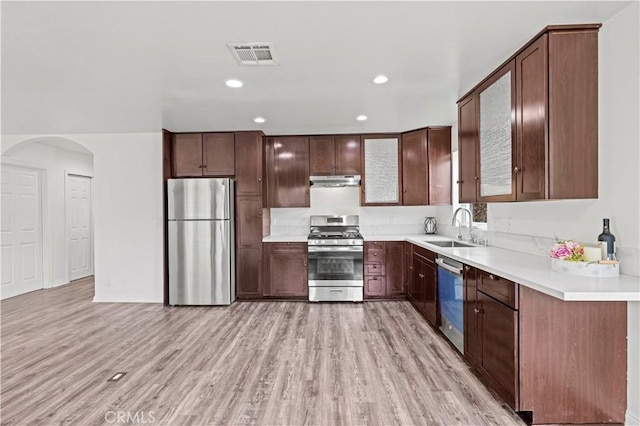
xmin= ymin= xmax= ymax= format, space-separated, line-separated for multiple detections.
xmin=452 ymin=207 xmax=476 ymax=242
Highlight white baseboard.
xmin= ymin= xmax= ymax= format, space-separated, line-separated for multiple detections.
xmin=627 ymin=410 xmax=640 ymax=426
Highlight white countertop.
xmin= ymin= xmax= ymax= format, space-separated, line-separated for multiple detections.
xmin=263 ymin=233 xmax=640 ymax=302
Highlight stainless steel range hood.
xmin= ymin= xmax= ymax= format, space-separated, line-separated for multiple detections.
xmin=310 ymin=175 xmax=361 ymax=188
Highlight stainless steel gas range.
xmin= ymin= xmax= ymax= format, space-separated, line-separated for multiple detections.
xmin=307 ymin=215 xmax=364 ymax=302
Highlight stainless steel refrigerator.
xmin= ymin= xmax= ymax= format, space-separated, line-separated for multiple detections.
xmin=167 ymin=178 xmax=235 ymax=305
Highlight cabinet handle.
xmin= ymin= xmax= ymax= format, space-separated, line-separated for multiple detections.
xmin=456 ymin=180 xmax=462 ymax=184
xmin=514 ymin=166 xmax=520 ymax=174
xmin=303 ymin=261 xmax=307 ymax=267
xmin=258 ymin=211 xmax=262 ymax=216
xmin=489 ymin=274 xmax=495 ymax=280
xmin=403 ymin=189 xmax=407 ymax=193
xmin=474 ymin=176 xmax=479 ymax=181
xmin=409 ymin=266 xmax=414 ymax=270
xmin=464 ymin=265 xmax=470 ymax=271
xmin=419 ymin=273 xmax=425 ymax=278
xmin=474 ymin=307 xmax=481 ymax=314
xmin=258 ymin=178 xmax=262 ymax=182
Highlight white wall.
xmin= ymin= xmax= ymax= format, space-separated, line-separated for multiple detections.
xmin=1 ymin=133 xmax=164 ymax=303
xmin=3 ymin=142 xmax=93 ymax=287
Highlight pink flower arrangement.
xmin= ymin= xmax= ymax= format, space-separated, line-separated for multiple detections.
xmin=550 ymin=240 xmax=584 ymax=262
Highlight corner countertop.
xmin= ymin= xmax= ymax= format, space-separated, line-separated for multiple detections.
xmin=263 ymin=233 xmax=640 ymax=302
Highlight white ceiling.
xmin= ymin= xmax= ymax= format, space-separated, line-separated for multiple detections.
xmin=1 ymin=1 xmax=632 ymax=136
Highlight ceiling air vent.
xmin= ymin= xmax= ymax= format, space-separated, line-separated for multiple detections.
xmin=227 ymin=43 xmax=278 ymax=66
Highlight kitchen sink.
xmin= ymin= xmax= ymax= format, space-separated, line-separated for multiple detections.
xmin=426 ymin=240 xmax=476 ymax=248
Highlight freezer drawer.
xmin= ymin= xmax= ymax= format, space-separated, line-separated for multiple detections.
xmin=168 ymin=220 xmax=234 ymax=305
xmin=308 ymin=286 xmax=363 ymax=302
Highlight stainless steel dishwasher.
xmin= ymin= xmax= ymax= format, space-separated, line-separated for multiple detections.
xmin=436 ymin=255 xmax=464 ymax=353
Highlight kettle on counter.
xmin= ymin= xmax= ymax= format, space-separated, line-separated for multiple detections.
xmin=424 ymin=217 xmax=437 ymax=234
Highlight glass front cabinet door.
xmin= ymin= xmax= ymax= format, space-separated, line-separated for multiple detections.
xmin=477 ymin=61 xmax=516 ymax=202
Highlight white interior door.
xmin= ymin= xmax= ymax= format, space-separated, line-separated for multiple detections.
xmin=66 ymin=174 xmax=93 ymax=281
xmin=1 ymin=164 xmax=43 ymax=299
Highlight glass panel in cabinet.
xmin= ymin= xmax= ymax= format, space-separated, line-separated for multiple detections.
xmin=479 ymin=71 xmax=513 ymax=197
xmin=363 ymin=138 xmax=399 ymax=203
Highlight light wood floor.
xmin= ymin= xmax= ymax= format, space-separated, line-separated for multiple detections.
xmin=1 ymin=278 xmax=524 ymax=426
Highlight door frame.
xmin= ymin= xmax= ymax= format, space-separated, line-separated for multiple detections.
xmin=64 ymin=171 xmax=94 ymax=283
xmin=0 ymin=159 xmax=46 ymax=296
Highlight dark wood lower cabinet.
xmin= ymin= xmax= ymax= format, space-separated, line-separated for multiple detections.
xmin=236 ymin=247 xmax=262 ymax=297
xmin=263 ymin=243 xmax=308 ymax=297
xmin=364 ymin=241 xmax=405 ymax=298
xmin=478 ymin=291 xmax=518 ymax=408
xmin=464 ymin=266 xmax=627 ymax=424
xmin=408 ymin=245 xmax=437 ymax=326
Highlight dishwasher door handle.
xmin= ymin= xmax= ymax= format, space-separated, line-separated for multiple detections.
xmin=435 ymin=258 xmax=463 ymax=276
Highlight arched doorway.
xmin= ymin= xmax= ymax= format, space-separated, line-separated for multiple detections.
xmin=1 ymin=137 xmax=94 ymax=299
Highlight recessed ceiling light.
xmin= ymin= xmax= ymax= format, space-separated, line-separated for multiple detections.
xmin=356 ymin=115 xmax=368 ymax=121
xmin=373 ymin=75 xmax=389 ymax=84
xmin=225 ymin=79 xmax=244 ymax=88
xmin=254 ymin=117 xmax=266 ymax=123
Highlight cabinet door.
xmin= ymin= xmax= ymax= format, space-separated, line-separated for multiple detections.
xmin=404 ymin=243 xmax=413 ymax=295
xmin=268 ymin=137 xmax=310 ymax=207
xmin=362 ymin=135 xmax=401 ymax=206
xmin=410 ymin=257 xmax=426 ymax=313
xmin=334 ymin=135 xmax=361 ymax=175
xmin=237 ymin=247 xmax=262 ymax=297
xmin=236 ymin=196 xmax=263 ymax=248
xmin=479 ymin=291 xmax=519 ymax=408
xmin=477 ymin=61 xmax=517 ymax=202
xmin=457 ymin=95 xmax=478 ymax=202
xmin=173 ymin=133 xmax=203 ymax=177
xmin=427 ymin=127 xmax=452 ymax=205
xmin=385 ymin=242 xmax=405 ymax=297
xmin=516 ymin=34 xmax=548 ymax=201
xmin=401 ymin=129 xmax=428 ymax=206
xmin=309 ymin=135 xmax=335 ymax=175
xmin=423 ymin=261 xmax=438 ymax=326
xmin=463 ymin=265 xmax=481 ymax=367
xmin=203 ymin=133 xmax=235 ymax=176
xmin=268 ymin=246 xmax=308 ymax=297
xmin=235 ymin=132 xmax=263 ymax=196
xmin=365 ymin=276 xmax=386 ymax=297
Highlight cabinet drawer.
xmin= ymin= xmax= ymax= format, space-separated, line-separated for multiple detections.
xmin=365 ymin=263 xmax=385 ymax=276
xmin=365 ymin=248 xmax=385 ymax=263
xmin=478 ymin=271 xmax=518 ymax=309
xmin=268 ymin=242 xmax=307 ymax=254
xmin=413 ymin=245 xmax=436 ymax=263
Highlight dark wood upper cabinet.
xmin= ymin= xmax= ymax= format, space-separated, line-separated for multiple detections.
xmin=334 ymin=135 xmax=361 ymax=175
xmin=309 ymin=135 xmax=335 ymax=175
xmin=401 ymin=127 xmax=451 ymax=206
xmin=457 ymin=95 xmax=479 ymax=203
xmin=401 ymin=129 xmax=428 ymax=205
xmin=516 ymin=35 xmax=548 ymax=201
xmin=266 ymin=136 xmax=310 ymax=208
xmin=173 ymin=133 xmax=204 ymax=177
xmin=173 ymin=132 xmax=235 ymax=177
xmin=203 ymin=133 xmax=235 ymax=176
xmin=234 ymin=131 xmax=264 ymax=196
xmin=427 ymin=127 xmax=452 ymax=205
xmin=458 ymin=24 xmax=600 ymax=203
xmin=310 ymin=134 xmax=361 ymax=176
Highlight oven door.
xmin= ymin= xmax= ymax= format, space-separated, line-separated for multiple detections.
xmin=307 ymin=246 xmax=363 ymax=287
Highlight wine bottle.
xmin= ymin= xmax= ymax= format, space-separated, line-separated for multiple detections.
xmin=597 ymin=218 xmax=616 ymax=260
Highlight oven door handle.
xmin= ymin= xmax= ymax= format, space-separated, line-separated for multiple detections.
xmin=435 ymin=258 xmax=463 ymax=276
xmin=308 ymin=246 xmax=363 ymax=252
